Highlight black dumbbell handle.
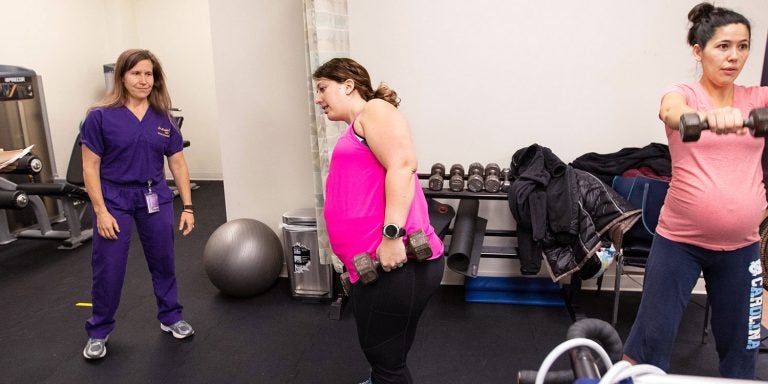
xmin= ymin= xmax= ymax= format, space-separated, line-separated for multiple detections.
xmin=680 ymin=112 xmax=757 ymax=139
xmin=696 ymin=115 xmax=756 ymax=130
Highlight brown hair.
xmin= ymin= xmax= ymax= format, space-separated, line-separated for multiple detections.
xmin=313 ymin=58 xmax=400 ymax=108
xmin=92 ymin=49 xmax=173 ymax=114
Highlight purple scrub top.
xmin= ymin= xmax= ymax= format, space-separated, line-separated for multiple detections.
xmin=80 ymin=106 xmax=184 ymax=200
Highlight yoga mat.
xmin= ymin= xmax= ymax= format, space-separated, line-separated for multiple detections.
xmin=427 ymin=198 xmax=455 ymax=240
xmin=464 ymin=276 xmax=561 ymax=294
xmin=464 ymin=290 xmax=565 ymax=307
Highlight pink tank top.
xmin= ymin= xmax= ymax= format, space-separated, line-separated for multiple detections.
xmin=656 ymin=83 xmax=768 ymax=250
xmin=324 ymin=122 xmax=443 ymax=283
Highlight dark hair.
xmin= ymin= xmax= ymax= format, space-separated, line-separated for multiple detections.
xmin=313 ymin=58 xmax=400 ymax=108
xmin=687 ymin=2 xmax=751 ymax=47
xmin=93 ymin=49 xmax=173 ymax=114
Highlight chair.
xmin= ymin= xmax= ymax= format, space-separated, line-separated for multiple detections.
xmin=610 ymin=175 xmax=712 ymax=341
xmin=610 ymin=175 xmax=669 ymax=327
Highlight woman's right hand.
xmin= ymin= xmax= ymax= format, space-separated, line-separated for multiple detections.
xmin=701 ymin=106 xmax=746 ymax=136
xmin=95 ymin=210 xmax=120 ymax=240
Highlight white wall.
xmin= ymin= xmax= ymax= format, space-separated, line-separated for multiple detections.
xmin=347 ymin=0 xmax=768 ymax=287
xmin=208 ymin=0 xmax=315 ymax=229
xmin=2 ymin=0 xmax=126 ymax=176
xmin=348 ymin=0 xmax=767 ymax=167
xmin=133 ymin=0 xmax=222 ymax=181
xmin=1 ymin=0 xmax=221 ymax=181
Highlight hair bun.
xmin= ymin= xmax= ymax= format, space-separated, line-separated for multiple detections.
xmin=688 ymin=2 xmax=715 ymax=23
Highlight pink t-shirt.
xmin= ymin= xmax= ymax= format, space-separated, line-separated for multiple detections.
xmin=656 ymin=83 xmax=768 ymax=250
xmin=324 ymin=123 xmax=444 ymax=283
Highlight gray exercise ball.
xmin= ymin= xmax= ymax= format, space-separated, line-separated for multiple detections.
xmin=203 ymin=218 xmax=283 ymax=297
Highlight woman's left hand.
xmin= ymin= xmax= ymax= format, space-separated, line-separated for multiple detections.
xmin=179 ymin=211 xmax=195 ymax=236
xmin=377 ymin=239 xmax=408 ymax=272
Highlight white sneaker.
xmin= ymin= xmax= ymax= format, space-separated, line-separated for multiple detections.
xmin=83 ymin=336 xmax=108 ymax=359
xmin=160 ymin=320 xmax=194 ymax=339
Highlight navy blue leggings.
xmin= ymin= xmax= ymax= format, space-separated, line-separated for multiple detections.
xmin=624 ymin=234 xmax=762 ymax=379
xmin=350 ymin=256 xmax=444 ymax=384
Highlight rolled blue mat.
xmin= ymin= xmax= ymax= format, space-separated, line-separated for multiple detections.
xmin=464 ymin=290 xmax=565 ymax=307
xmin=464 ymin=276 xmax=561 ymax=294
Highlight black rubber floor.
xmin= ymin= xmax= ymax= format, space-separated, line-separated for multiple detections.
xmin=0 ymin=180 xmax=765 ymax=383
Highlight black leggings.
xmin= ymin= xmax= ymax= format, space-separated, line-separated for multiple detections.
xmin=350 ymin=256 xmax=445 ymax=384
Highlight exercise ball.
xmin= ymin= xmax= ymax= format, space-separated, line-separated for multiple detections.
xmin=203 ymin=218 xmax=283 ymax=297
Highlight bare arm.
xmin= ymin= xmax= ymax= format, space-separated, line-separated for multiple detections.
xmin=168 ymin=151 xmax=194 ymax=236
xmin=659 ymin=92 xmax=694 ymax=130
xmin=357 ymin=99 xmax=418 ymax=271
xmin=82 ymin=145 xmax=120 ymax=240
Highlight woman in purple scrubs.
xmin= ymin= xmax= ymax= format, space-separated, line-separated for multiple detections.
xmin=80 ymin=49 xmax=195 ymax=360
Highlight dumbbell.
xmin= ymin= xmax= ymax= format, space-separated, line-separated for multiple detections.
xmin=448 ymin=164 xmax=465 ymax=192
xmin=405 ymin=228 xmax=433 ymax=261
xmin=500 ymin=168 xmax=511 ymax=193
xmin=483 ymin=163 xmax=501 ymax=193
xmin=428 ymin=163 xmax=445 ymax=191
xmin=340 ymin=229 xmax=433 ymax=288
xmin=679 ymin=107 xmax=768 ymax=142
xmin=467 ymin=162 xmax=485 ymax=192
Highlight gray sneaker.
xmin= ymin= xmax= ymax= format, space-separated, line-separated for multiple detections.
xmin=83 ymin=336 xmax=108 ymax=360
xmin=160 ymin=320 xmax=194 ymax=339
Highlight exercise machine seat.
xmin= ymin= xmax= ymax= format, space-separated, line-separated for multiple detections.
xmin=14 ymin=132 xmax=88 ymax=201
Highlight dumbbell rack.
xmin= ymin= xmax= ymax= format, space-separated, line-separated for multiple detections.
xmin=417 ymin=173 xmax=517 ymax=259
xmin=417 ymin=172 xmax=582 ymax=322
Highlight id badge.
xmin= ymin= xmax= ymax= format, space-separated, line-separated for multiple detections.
xmin=145 ymin=192 xmax=160 ymax=213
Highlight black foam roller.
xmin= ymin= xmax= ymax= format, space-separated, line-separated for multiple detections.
xmin=2 ymin=155 xmax=42 ymax=175
xmin=517 ymin=319 xmax=622 ymax=383
xmin=566 ymin=318 xmax=623 ymax=362
xmin=446 ymin=199 xmax=479 ymax=273
xmin=0 ymin=190 xmax=29 ymax=209
xmin=16 ymin=155 xmax=42 ymax=175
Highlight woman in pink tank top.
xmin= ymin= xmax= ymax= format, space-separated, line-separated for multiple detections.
xmin=624 ymin=3 xmax=768 ymax=379
xmin=314 ymin=58 xmax=444 ymax=384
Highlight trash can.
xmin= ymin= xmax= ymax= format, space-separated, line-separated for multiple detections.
xmin=282 ymin=208 xmax=333 ymax=301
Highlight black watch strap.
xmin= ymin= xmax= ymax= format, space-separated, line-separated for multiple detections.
xmin=383 ymin=224 xmax=406 ymax=239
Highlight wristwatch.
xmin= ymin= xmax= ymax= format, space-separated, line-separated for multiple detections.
xmin=382 ymin=223 xmax=406 ymax=240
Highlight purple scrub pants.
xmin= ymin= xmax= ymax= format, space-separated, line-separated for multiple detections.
xmin=85 ymin=183 xmax=183 ymax=339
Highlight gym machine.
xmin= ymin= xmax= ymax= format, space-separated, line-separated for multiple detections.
xmin=0 ymin=65 xmax=92 ymax=249
xmin=517 ymin=318 xmax=765 ymax=384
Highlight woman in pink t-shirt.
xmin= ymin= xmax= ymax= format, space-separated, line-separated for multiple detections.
xmin=624 ymin=3 xmax=768 ymax=379
xmin=313 ymin=58 xmax=444 ymax=384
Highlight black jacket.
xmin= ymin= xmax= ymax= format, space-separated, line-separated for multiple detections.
xmin=509 ymin=144 xmax=640 ymax=280
xmin=508 ymin=144 xmax=578 ymax=274
xmin=570 ymin=143 xmax=671 ymax=186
